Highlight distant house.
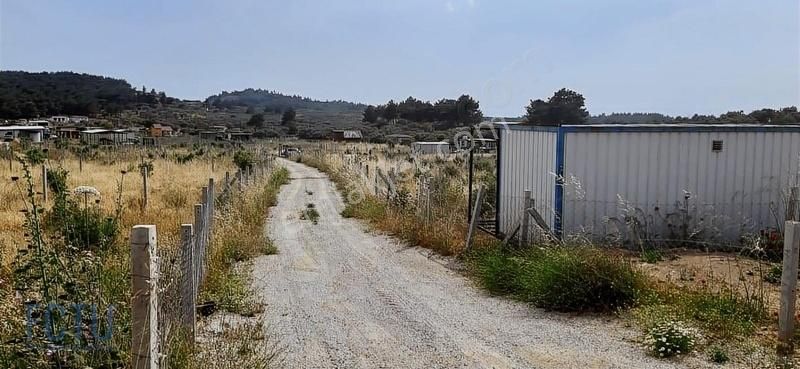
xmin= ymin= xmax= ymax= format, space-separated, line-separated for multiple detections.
xmin=55 ymin=126 xmax=82 ymax=140
xmin=81 ymin=129 xmax=138 ymax=145
xmin=0 ymin=125 xmax=46 ymax=143
xmin=411 ymin=141 xmax=451 ymax=155
xmin=229 ymin=132 xmax=253 ymax=141
xmin=385 ymin=134 xmax=414 ymax=145
xmin=69 ymin=116 xmax=89 ymax=123
xmin=149 ymin=124 xmax=174 ymax=137
xmin=454 ymin=136 xmax=497 ymax=152
xmin=199 ymin=131 xmax=221 ymax=140
xmin=331 ymin=130 xmax=363 ymax=142
xmin=27 ymin=120 xmax=51 ymax=128
xmin=51 ymin=116 xmax=69 ymax=124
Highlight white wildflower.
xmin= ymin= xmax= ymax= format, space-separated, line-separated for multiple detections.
xmin=73 ymin=186 xmax=100 ymax=196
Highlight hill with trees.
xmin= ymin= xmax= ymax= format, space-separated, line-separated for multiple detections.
xmin=0 ymin=71 xmax=176 ymax=119
xmin=362 ymin=95 xmax=483 ymax=129
xmin=204 ymin=88 xmax=365 ymax=113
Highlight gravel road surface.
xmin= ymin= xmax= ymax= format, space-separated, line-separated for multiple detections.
xmin=251 ymin=159 xmax=697 ymax=369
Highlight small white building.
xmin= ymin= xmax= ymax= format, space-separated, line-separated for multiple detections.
xmin=495 ymin=124 xmax=800 ymax=242
xmin=0 ymin=125 xmax=46 ymax=143
xmin=81 ymin=129 xmax=138 ymax=145
xmin=51 ymin=116 xmax=69 ymax=124
xmin=411 ymin=141 xmax=451 ymax=155
xmin=70 ymin=116 xmax=89 ymax=123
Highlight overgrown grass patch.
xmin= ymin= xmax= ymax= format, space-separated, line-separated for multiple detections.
xmin=630 ymin=285 xmax=767 ymax=340
xmin=202 ymin=167 xmax=289 ymax=315
xmin=468 ymin=246 xmax=649 ymax=312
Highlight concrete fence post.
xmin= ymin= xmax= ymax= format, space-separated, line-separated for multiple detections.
xmin=779 ymin=220 xmax=800 ymax=356
xmin=131 ymin=225 xmax=159 ymax=369
xmin=42 ymin=165 xmax=48 ymax=203
xmin=179 ymin=224 xmax=195 ymax=345
xmin=521 ymin=190 xmax=532 ymax=246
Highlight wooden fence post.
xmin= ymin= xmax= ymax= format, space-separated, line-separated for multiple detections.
xmin=79 ymin=152 xmax=83 ymax=172
xmin=131 ymin=225 xmax=159 ymax=369
xmin=521 ymin=190 xmax=531 ymax=246
xmin=142 ymin=167 xmax=149 ymax=210
xmin=779 ymin=220 xmax=800 ymax=355
xmin=179 ymin=224 xmax=195 ymax=345
xmin=225 ymin=171 xmax=230 ymax=189
xmin=788 ymin=187 xmax=799 ymax=221
xmin=193 ymin=204 xmax=205 ymax=290
xmin=200 ymin=186 xmax=209 ymax=279
xmin=42 ymin=165 xmax=48 ymax=203
xmin=463 ymin=185 xmax=485 ymax=256
xmin=207 ymin=178 xmax=215 ymax=234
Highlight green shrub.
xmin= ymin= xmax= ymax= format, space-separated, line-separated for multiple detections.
xmin=645 ymin=320 xmax=698 ymax=358
xmin=300 ymin=203 xmax=320 ymax=224
xmin=671 ymin=288 xmax=766 ymax=337
xmin=44 ymin=171 xmax=120 ymax=253
xmin=471 ymin=246 xmax=649 ymax=312
xmin=764 ymin=264 xmax=781 ymax=284
xmin=641 ymin=248 xmax=663 ymax=264
xmin=138 ymin=160 xmax=154 ymax=176
xmin=709 ymin=346 xmax=730 ymax=364
xmin=469 ymin=248 xmax=525 ymax=294
xmin=24 ymin=148 xmax=46 ymax=165
xmin=233 ymin=150 xmax=254 ymax=171
xmin=47 ymin=199 xmax=119 ymax=252
xmin=46 ymin=167 xmax=69 ymax=195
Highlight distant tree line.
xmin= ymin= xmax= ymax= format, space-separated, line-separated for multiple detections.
xmin=524 ymin=88 xmax=800 ymax=125
xmin=362 ymin=95 xmax=483 ymax=128
xmin=205 ymin=88 xmax=364 ymax=114
xmin=0 ymin=71 xmax=175 ymax=119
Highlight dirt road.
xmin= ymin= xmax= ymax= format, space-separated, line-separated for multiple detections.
xmin=251 ymin=159 xmax=694 ymax=369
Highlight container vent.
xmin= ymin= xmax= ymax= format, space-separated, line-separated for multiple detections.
xmin=712 ymin=140 xmax=724 ymax=152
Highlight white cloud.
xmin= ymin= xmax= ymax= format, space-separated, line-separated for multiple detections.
xmin=445 ymin=0 xmax=476 ymax=13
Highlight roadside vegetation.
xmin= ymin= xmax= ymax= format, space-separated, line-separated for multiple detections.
xmin=300 ymin=144 xmax=778 ymax=366
xmin=0 ymin=143 xmax=286 ymax=368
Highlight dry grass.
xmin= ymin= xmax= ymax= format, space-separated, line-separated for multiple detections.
xmin=0 ymin=149 xmax=234 ymax=265
xmin=299 ymin=145 xmax=494 ymax=255
xmin=0 ymin=146 xmax=246 ymax=368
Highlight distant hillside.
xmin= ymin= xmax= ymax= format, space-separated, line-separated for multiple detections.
xmin=205 ymin=88 xmax=365 ymax=113
xmin=587 ymin=113 xmax=675 ymax=124
xmin=0 ymin=71 xmax=175 ymax=119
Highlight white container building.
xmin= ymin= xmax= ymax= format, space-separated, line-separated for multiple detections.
xmin=495 ymin=124 xmax=800 ymax=242
xmin=0 ymin=125 xmax=46 ymax=143
xmin=411 ymin=141 xmax=451 ymax=155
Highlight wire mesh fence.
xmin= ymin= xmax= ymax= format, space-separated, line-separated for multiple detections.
xmin=131 ymin=155 xmax=277 ymax=369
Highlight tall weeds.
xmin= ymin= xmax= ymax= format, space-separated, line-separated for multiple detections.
xmin=201 ymin=167 xmax=289 ymax=315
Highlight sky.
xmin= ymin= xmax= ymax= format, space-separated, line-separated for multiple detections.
xmin=1 ymin=0 xmax=798 ymax=117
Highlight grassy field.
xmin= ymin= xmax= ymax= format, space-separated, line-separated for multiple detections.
xmin=0 ymin=147 xmax=233 ymax=266
xmin=0 ymin=143 xmax=285 ymax=368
